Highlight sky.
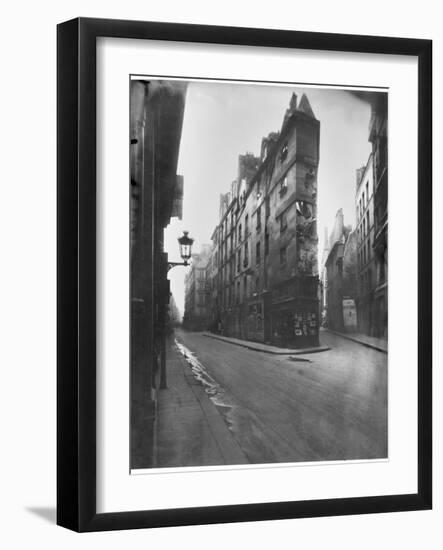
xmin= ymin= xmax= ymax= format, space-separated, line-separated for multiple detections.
xmin=164 ymin=80 xmax=375 ymax=317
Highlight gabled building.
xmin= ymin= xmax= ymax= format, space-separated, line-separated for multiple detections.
xmin=208 ymin=93 xmax=321 ymax=348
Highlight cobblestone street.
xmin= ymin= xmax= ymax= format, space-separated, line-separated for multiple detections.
xmin=155 ymin=329 xmax=387 ymax=467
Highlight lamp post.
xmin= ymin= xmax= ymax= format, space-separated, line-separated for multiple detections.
xmin=161 ymin=231 xmax=194 ymax=390
xmin=167 ymin=231 xmax=194 ymax=271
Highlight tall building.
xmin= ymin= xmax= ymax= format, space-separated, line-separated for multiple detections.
xmin=130 ymin=79 xmax=187 ymax=468
xmin=356 ymin=155 xmax=377 ymax=335
xmin=370 ymin=95 xmax=388 ymax=338
xmin=325 ymin=210 xmax=358 ymax=332
xmin=183 ymin=245 xmax=212 ymax=330
xmin=355 ymin=93 xmax=388 ymax=339
xmin=208 ymin=93 xmax=320 ymax=348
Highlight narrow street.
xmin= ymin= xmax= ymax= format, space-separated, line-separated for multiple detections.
xmin=172 ymin=329 xmax=387 ymax=465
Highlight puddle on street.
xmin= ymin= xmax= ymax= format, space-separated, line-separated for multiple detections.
xmin=174 ymin=338 xmax=292 ymax=464
xmin=175 ymin=339 xmax=236 ymax=431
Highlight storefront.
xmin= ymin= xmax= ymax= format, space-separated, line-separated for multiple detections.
xmin=270 ymin=276 xmax=320 ymax=348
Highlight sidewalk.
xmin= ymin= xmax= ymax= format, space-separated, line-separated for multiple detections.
xmin=325 ymin=329 xmax=388 ymax=353
xmin=154 ymin=339 xmax=248 ymax=468
xmin=203 ymin=332 xmax=329 ymax=355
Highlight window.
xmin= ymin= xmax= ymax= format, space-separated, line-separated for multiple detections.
xmin=237 ymin=249 xmax=241 ymax=273
xmin=255 ymin=276 xmax=260 ymax=293
xmin=256 ymin=205 xmax=261 ymax=230
xmin=280 ymin=211 xmax=287 ymax=232
xmin=280 ymin=176 xmax=288 ymax=196
xmin=379 ymin=247 xmax=386 ymax=283
xmin=366 ymin=211 xmax=370 ymax=233
xmin=265 ymin=196 xmax=270 ymax=219
xmin=243 ymin=275 xmax=248 ymax=297
xmin=245 ymin=214 xmax=249 ymax=235
xmin=296 ymin=200 xmax=312 ymax=219
xmin=256 ymin=241 xmax=261 ymax=265
xmin=238 ymin=224 xmax=242 ymax=242
xmin=244 ymin=241 xmax=249 ymax=267
xmin=280 ymin=142 xmax=288 ymax=162
xmin=265 ymin=231 xmax=269 ymax=255
xmin=236 ymin=281 xmax=240 ymax=303
xmin=366 ymin=181 xmax=369 ymax=201
xmin=280 ymin=246 xmax=287 ymax=265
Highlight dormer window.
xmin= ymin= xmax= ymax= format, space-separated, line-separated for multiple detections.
xmin=280 ymin=142 xmax=288 ymax=162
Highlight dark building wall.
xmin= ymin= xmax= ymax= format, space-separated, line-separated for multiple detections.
xmin=370 ymin=94 xmax=388 ymax=339
xmin=130 ymin=79 xmax=187 ymax=468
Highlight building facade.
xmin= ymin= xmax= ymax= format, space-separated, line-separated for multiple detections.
xmin=355 ymin=154 xmax=377 ymax=335
xmin=370 ymin=95 xmax=388 ymax=339
xmin=324 ymin=210 xmax=358 ymax=332
xmin=183 ymin=245 xmax=212 ymax=330
xmin=355 ymin=93 xmax=388 ymax=339
xmin=208 ymin=93 xmax=321 ymax=348
xmin=130 ymin=79 xmax=187 ymax=468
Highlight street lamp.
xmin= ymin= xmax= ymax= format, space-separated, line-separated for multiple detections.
xmin=168 ymin=231 xmax=194 ymax=271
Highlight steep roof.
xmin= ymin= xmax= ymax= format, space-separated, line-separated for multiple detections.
xmin=297 ymin=93 xmax=316 ymax=119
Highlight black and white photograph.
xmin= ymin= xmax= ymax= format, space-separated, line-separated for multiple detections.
xmin=130 ymin=78 xmax=388 ymax=471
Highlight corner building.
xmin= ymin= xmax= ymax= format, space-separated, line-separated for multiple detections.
xmin=209 ymin=93 xmax=320 ymax=348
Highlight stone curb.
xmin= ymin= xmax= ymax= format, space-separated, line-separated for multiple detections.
xmin=203 ymin=332 xmax=330 ymax=355
xmin=326 ymin=330 xmax=387 ymax=354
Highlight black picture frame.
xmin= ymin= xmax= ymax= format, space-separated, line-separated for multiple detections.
xmin=57 ymin=17 xmax=432 ymax=532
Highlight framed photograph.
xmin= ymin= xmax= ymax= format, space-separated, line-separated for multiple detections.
xmin=57 ymin=17 xmax=432 ymax=532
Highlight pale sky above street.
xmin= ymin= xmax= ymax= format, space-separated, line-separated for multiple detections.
xmin=164 ymin=79 xmax=377 ymax=317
